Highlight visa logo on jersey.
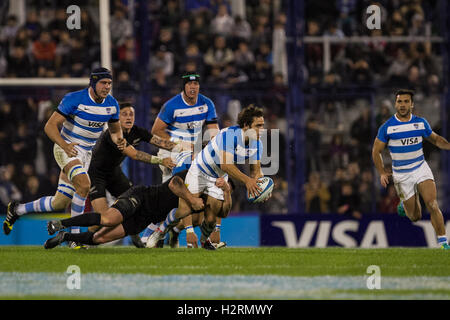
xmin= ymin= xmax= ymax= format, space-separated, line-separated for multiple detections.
xmin=88 ymin=121 xmax=103 ymax=128
xmin=400 ymin=137 xmax=419 ymax=145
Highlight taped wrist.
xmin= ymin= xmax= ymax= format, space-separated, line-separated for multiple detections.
xmin=150 ymin=156 xmax=163 ymax=165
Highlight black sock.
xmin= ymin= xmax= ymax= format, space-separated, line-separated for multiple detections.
xmin=63 ymin=231 xmax=96 ymax=245
xmin=200 ymin=221 xmax=215 ymax=242
xmin=61 ymin=212 xmax=101 ymax=228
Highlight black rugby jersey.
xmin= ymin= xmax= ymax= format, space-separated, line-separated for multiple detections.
xmin=141 ymin=170 xmax=188 ymax=221
xmin=90 ymin=125 xmax=152 ymax=172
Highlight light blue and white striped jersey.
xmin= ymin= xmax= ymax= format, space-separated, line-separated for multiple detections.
xmin=194 ymin=126 xmax=263 ymax=178
xmin=157 ymin=93 xmax=217 ymax=143
xmin=56 ymin=88 xmax=120 ymax=151
xmin=377 ymin=114 xmax=432 ymax=173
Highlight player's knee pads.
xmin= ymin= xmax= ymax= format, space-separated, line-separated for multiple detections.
xmin=67 ymin=164 xmax=88 ymax=182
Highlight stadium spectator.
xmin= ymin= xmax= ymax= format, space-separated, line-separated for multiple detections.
xmin=174 ymin=18 xmax=192 ymax=57
xmin=204 ymin=35 xmax=234 ymax=71
xmin=385 ymin=47 xmax=411 ymax=86
xmin=24 ymin=10 xmax=42 ymax=40
xmin=154 ymin=27 xmax=177 ymax=54
xmin=211 ymin=3 xmax=235 ymax=38
xmin=190 ymin=13 xmax=210 ymax=53
xmin=234 ymin=41 xmax=255 ymax=75
xmin=349 ymin=107 xmax=372 ymax=166
xmin=184 ymin=43 xmax=204 ymax=75
xmin=160 ymin=0 xmax=182 ymax=28
xmin=11 ymin=123 xmax=37 ymax=168
xmin=12 ymin=27 xmax=31 ymax=52
xmin=231 ymin=15 xmax=252 ymax=44
xmin=329 ymin=133 xmax=349 ymax=172
xmin=0 ymin=102 xmax=15 ymax=165
xmin=149 ymin=45 xmax=174 ymax=77
xmin=32 ymin=31 xmax=56 ymax=68
xmin=305 ymin=115 xmax=322 ymax=176
xmin=0 ymin=165 xmax=22 ymax=215
xmin=221 ymin=62 xmax=249 ymax=89
xmin=47 ymin=8 xmax=67 ymax=41
xmin=304 ymin=171 xmax=330 ymax=213
xmin=249 ymin=42 xmax=272 ymax=86
xmin=6 ymin=46 xmax=33 ymax=77
xmin=110 ymin=8 xmax=133 ymax=47
xmin=0 ymin=15 xmax=20 ymax=49
xmin=260 ymin=176 xmax=288 ymax=214
xmin=336 ymin=181 xmax=362 ymax=219
xmin=376 ymin=99 xmax=393 ymax=126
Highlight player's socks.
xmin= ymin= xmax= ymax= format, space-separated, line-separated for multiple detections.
xmin=397 ymin=201 xmax=406 ymax=217
xmin=199 ymin=221 xmax=215 ymax=244
xmin=141 ymin=223 xmax=159 ymax=242
xmin=158 ymin=209 xmax=178 ymax=233
xmin=61 ymin=212 xmax=101 ymax=228
xmin=16 ymin=196 xmax=55 ymax=216
xmin=438 ymin=236 xmax=449 ymax=249
xmin=70 ymin=193 xmax=86 ymax=234
xmin=173 ymin=226 xmax=181 ymax=233
xmin=63 ymin=231 xmax=96 ymax=245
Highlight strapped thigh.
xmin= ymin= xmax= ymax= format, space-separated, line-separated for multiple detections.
xmin=67 ymin=163 xmax=88 ymax=182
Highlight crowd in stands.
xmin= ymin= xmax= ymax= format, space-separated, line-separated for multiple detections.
xmin=304 ymin=0 xmax=444 ymax=216
xmin=0 ymin=0 xmax=289 ymax=214
xmin=0 ymin=0 xmax=445 ymax=216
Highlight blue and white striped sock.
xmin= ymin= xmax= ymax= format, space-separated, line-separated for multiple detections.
xmin=70 ymin=193 xmax=86 ymax=234
xmin=141 ymin=223 xmax=159 ymax=241
xmin=159 ymin=208 xmax=178 ymax=233
xmin=16 ymin=196 xmax=55 ymax=216
xmin=437 ymin=236 xmax=448 ymax=246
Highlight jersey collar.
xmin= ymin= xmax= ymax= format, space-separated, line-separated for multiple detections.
xmin=394 ymin=113 xmax=412 ymax=122
xmin=181 ymin=91 xmax=198 ymax=106
xmin=88 ymin=88 xmax=106 ymax=104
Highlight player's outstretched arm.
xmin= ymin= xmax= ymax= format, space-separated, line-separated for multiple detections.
xmin=122 ymin=144 xmax=175 ymax=169
xmin=150 ymin=134 xmax=193 ymax=153
xmin=150 ymin=134 xmax=177 ymax=151
xmin=426 ymin=132 xmax=450 ymax=150
xmin=372 ymin=137 xmax=390 ymax=188
xmin=169 ymin=176 xmax=204 ymax=211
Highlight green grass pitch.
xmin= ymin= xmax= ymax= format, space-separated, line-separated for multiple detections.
xmin=0 ymin=246 xmax=449 ymax=299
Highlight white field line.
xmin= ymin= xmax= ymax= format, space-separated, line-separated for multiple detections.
xmin=0 ymin=273 xmax=449 ymax=299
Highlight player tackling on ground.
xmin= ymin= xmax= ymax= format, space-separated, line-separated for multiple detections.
xmin=372 ymin=89 xmax=450 ymax=249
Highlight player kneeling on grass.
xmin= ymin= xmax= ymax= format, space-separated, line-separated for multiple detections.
xmin=169 ymin=178 xmax=234 ymax=249
xmin=43 ymin=170 xmax=203 ymax=249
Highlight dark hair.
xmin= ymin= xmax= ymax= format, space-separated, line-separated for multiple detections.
xmin=119 ymin=102 xmax=133 ymax=110
xmin=237 ymin=104 xmax=264 ymax=128
xmin=395 ymin=89 xmax=414 ymax=102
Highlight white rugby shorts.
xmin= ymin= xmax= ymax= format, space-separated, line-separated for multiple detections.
xmin=53 ymin=143 xmax=92 ymax=173
xmin=392 ymin=161 xmax=434 ymax=201
xmin=184 ymin=164 xmax=227 ymax=201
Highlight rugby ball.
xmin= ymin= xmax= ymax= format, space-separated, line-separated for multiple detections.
xmin=247 ymin=176 xmax=274 ymax=203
